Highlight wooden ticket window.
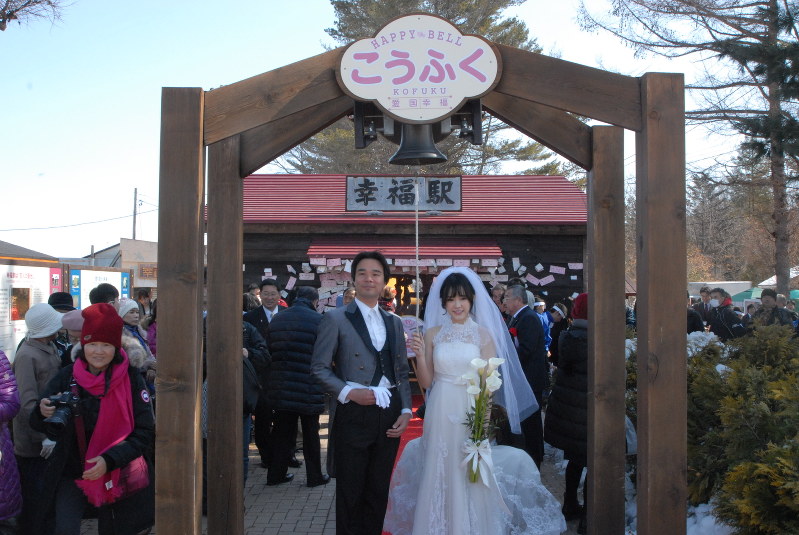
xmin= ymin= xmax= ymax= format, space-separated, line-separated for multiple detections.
xmin=158 ymin=42 xmax=685 ymax=535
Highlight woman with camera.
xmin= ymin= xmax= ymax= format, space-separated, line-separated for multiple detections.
xmin=32 ymin=303 xmax=155 ymax=535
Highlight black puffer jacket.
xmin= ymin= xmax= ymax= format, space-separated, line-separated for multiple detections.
xmin=266 ymin=299 xmax=326 ymax=414
xmin=31 ymin=363 xmax=155 ymax=535
xmin=544 ymin=319 xmax=588 ymax=463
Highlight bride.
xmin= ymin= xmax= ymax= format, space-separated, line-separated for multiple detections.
xmin=384 ymin=267 xmax=565 ymax=535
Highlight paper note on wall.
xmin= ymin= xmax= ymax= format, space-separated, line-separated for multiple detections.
xmin=539 ymin=275 xmax=555 ymax=286
xmin=526 ymin=274 xmax=540 ymax=286
xmin=285 ymin=276 xmax=297 ymax=290
xmin=568 ymin=263 xmax=584 ymax=270
xmin=453 ymin=259 xmax=470 ymax=267
xmin=299 ymin=272 xmax=315 ymax=281
xmin=310 ymin=258 xmax=326 ymax=266
xmin=549 ymin=265 xmax=566 ymax=275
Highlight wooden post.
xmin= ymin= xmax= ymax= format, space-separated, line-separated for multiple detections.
xmin=206 ymin=136 xmax=245 ymax=534
xmin=587 ymin=126 xmax=626 ymax=534
xmin=156 ymin=87 xmax=206 ymax=534
xmin=635 ymin=73 xmax=687 ymax=534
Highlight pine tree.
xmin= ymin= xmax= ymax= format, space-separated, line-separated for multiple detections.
xmin=579 ymin=0 xmax=799 ymax=295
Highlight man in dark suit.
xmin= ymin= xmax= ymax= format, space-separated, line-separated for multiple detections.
xmin=692 ymin=285 xmax=713 ymax=326
xmin=244 ymin=278 xmax=290 ymax=469
xmin=244 ymin=279 xmax=287 ymax=342
xmin=311 ymin=251 xmax=412 ymax=535
xmin=503 ymin=284 xmax=548 ymax=467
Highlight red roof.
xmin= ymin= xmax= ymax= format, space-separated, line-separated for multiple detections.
xmin=307 ymin=236 xmax=501 ymax=259
xmin=243 ymin=174 xmax=586 ymax=225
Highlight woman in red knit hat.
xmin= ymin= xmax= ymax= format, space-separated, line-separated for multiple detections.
xmin=544 ymin=292 xmax=589 ymax=534
xmin=31 ymin=303 xmax=154 ymax=535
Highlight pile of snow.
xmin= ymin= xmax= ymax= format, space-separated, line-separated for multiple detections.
xmin=686 ymin=504 xmax=734 ymax=535
xmin=686 ymin=331 xmax=722 ymax=358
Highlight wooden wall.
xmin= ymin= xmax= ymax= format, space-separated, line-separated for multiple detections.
xmin=242 ymin=231 xmax=586 ymax=306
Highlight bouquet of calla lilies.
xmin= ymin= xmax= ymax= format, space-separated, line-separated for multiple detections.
xmin=461 ymin=357 xmax=504 ymax=484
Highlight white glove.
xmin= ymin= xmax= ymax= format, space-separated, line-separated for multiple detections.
xmin=370 ymin=386 xmax=392 ymax=409
xmin=40 ymin=439 xmax=57 ymax=459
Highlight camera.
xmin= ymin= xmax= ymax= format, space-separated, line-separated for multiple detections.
xmin=43 ymin=391 xmax=79 ymax=439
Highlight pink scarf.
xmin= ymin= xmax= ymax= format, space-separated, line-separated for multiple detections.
xmin=73 ymin=351 xmax=134 ymax=506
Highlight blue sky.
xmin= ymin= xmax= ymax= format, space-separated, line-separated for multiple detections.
xmin=0 ymin=0 xmax=737 ymax=257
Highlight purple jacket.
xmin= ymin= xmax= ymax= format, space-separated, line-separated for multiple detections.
xmin=0 ymin=350 xmax=22 ymax=520
xmin=147 ymin=321 xmax=157 ymax=357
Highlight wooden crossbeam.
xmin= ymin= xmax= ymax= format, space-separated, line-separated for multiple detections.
xmin=204 ymin=48 xmax=345 ymax=145
xmin=493 ymin=44 xmax=642 ymax=132
xmin=483 ymin=92 xmax=592 ymax=169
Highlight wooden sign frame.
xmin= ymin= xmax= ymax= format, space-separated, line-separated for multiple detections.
xmin=158 ymin=33 xmax=685 ymax=535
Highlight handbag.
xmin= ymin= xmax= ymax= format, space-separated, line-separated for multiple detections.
xmin=72 ymin=380 xmax=150 ymax=505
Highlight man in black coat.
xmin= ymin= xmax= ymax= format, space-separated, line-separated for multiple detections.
xmin=243 ymin=279 xmax=291 ymax=469
xmin=708 ymin=287 xmax=747 ymax=341
xmin=687 ymin=291 xmax=704 ymax=334
xmin=752 ymin=288 xmax=795 ymax=327
xmin=503 ymin=284 xmax=549 ymax=467
xmin=266 ymin=286 xmax=329 ymax=487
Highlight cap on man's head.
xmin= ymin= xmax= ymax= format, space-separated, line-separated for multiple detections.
xmin=48 ymin=292 xmax=75 ymax=312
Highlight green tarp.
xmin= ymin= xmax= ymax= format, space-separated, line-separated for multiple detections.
xmin=731 ymin=288 xmax=799 ymax=302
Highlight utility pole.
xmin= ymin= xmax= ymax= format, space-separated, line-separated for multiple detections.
xmin=133 ymin=187 xmax=137 ymax=240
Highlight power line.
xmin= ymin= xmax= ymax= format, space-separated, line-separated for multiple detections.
xmin=0 ymin=208 xmax=159 ymax=232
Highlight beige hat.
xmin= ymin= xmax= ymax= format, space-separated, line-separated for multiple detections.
xmin=25 ymin=303 xmax=63 ymax=338
xmin=61 ymin=309 xmax=84 ymax=332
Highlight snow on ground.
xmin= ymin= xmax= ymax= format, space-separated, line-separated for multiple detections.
xmin=545 ymin=445 xmax=734 ymax=535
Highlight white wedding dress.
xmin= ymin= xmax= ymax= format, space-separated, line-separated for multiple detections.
xmin=384 ymin=318 xmax=566 ymax=535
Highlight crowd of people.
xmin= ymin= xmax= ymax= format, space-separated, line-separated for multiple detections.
xmin=688 ymin=285 xmax=799 ymax=341
xmin=4 ymin=285 xmax=156 ymax=535
xmin=6 ymin=259 xmax=793 ymax=535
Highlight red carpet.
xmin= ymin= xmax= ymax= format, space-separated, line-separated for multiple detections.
xmin=396 ymin=394 xmax=425 ymax=464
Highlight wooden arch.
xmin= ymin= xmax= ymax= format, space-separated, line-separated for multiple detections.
xmin=157 ymin=43 xmax=685 ymax=535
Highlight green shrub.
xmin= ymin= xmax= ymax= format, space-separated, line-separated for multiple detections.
xmin=625 ymin=325 xmax=799 ymax=532
xmin=715 ymin=438 xmax=799 ymax=534
xmin=686 ymin=325 xmax=799 ymax=532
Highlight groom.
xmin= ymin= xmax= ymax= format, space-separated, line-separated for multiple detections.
xmin=311 ymin=251 xmax=412 ymax=535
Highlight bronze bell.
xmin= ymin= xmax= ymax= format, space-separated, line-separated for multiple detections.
xmin=389 ymin=123 xmax=447 ymax=166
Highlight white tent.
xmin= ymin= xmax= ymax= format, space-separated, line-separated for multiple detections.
xmin=758 ymin=265 xmax=799 ymax=287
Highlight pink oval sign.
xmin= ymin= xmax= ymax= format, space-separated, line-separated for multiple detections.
xmin=337 ymin=13 xmax=502 ymax=123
